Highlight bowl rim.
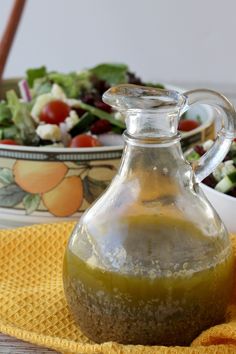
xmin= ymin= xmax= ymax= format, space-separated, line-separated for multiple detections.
xmin=0 ymin=143 xmax=124 ymax=161
xmin=0 ymin=143 xmax=124 ymax=153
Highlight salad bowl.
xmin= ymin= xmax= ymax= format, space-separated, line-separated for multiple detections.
xmin=0 ymin=143 xmax=122 ymax=227
xmin=0 ymin=70 xmax=215 ymax=227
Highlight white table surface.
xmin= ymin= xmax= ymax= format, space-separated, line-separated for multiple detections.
xmin=1 ymin=82 xmax=236 ymax=353
xmin=0 ymin=334 xmax=58 ymax=354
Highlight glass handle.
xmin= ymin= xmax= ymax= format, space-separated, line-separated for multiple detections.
xmin=183 ymin=89 xmax=236 ymax=182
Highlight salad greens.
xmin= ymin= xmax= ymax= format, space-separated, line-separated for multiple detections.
xmin=6 ymin=91 xmax=39 ymax=146
xmin=0 ymin=102 xmax=12 ymax=126
xmin=26 ymin=66 xmax=47 ymax=88
xmin=90 ymin=63 xmax=128 ymax=85
xmin=0 ymin=63 xmax=166 ymax=148
xmin=47 ymin=71 xmax=92 ymax=99
xmin=31 ymin=78 xmax=52 ymax=97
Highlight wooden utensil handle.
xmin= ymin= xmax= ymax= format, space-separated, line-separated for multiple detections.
xmin=0 ymin=0 xmax=27 ymax=80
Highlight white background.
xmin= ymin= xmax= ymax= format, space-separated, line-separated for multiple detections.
xmin=1 ymin=0 xmax=236 ymax=90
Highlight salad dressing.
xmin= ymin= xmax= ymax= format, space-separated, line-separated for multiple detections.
xmin=64 ymin=215 xmax=234 ymax=346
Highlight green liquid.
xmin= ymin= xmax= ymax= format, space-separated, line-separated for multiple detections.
xmin=63 ymin=216 xmax=234 ymax=346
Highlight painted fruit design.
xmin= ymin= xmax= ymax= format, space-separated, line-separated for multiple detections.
xmin=0 ymin=159 xmax=116 ymax=217
xmin=42 ymin=176 xmax=83 ymax=217
xmin=13 ymin=161 xmax=68 ymax=193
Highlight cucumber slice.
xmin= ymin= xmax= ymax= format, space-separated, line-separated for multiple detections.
xmin=215 ymin=171 xmax=236 ymax=193
xmin=70 ymin=112 xmax=97 ymax=137
xmin=77 ymin=101 xmax=126 ymax=129
xmin=228 ymin=170 xmax=236 ymax=184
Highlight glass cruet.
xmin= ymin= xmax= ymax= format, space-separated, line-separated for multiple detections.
xmin=63 ymin=84 xmax=236 ymax=346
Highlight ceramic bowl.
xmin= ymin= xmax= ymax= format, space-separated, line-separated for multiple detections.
xmin=200 ymin=183 xmax=236 ymax=233
xmin=0 ymin=79 xmax=215 ymax=227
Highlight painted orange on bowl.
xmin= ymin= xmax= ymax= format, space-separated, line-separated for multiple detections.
xmin=13 ymin=161 xmax=68 ymax=194
xmin=42 ymin=176 xmax=83 ymax=217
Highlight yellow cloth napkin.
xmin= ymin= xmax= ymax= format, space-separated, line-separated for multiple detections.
xmin=0 ymin=222 xmax=236 ymax=354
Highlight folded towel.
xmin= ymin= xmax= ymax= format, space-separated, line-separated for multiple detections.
xmin=0 ymin=221 xmax=236 ymax=354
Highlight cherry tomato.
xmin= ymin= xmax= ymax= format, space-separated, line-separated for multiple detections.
xmin=0 ymin=139 xmax=19 ymax=145
xmin=178 ymin=119 xmax=200 ymax=132
xmin=70 ymin=134 xmax=101 ymax=148
xmin=39 ymin=100 xmax=70 ymax=125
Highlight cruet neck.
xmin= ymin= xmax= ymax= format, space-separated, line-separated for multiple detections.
xmin=103 ymin=84 xmax=187 ymax=138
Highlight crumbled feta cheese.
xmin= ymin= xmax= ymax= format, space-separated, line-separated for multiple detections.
xmin=36 ymin=124 xmax=62 ymax=141
xmin=31 ymin=94 xmax=53 ymax=122
xmin=51 ymin=84 xmax=66 ymax=100
xmin=213 ymin=163 xmax=223 ymax=182
xmin=65 ymin=110 xmax=79 ymax=131
xmin=202 ymin=139 xmax=213 ymax=151
xmin=213 ymin=160 xmax=236 ymax=182
xmin=59 ymin=122 xmax=72 ymax=146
